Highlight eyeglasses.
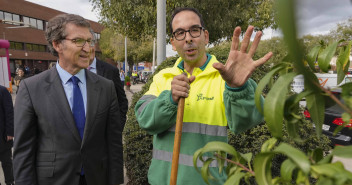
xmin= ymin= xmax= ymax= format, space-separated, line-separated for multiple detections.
xmin=172 ymin=26 xmax=205 ymax=41
xmin=64 ymin=38 xmax=96 ymax=47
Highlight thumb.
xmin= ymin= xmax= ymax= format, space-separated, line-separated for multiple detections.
xmin=212 ymin=63 xmax=225 ymax=73
xmin=189 ymin=76 xmax=196 ymax=83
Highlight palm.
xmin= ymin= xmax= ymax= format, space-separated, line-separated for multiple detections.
xmin=213 ymin=26 xmax=272 ymax=88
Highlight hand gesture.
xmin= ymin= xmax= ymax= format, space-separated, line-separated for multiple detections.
xmin=213 ymin=26 xmax=273 ymax=87
xmin=171 ymin=73 xmax=195 ymax=103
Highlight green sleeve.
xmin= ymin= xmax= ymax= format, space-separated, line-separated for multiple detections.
xmin=134 ymin=90 xmax=178 ymax=135
xmin=224 ymin=79 xmax=264 ymax=134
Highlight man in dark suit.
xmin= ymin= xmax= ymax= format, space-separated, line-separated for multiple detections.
xmin=88 ymin=47 xmax=128 ymax=129
xmin=13 ymin=14 xmax=123 ymax=185
xmin=0 ymin=85 xmax=14 ymax=185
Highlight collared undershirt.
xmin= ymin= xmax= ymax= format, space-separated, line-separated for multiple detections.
xmin=56 ymin=62 xmax=87 ymax=114
xmin=88 ymin=57 xmax=97 ymax=74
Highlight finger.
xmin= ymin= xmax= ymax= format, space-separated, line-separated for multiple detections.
xmin=231 ymin=27 xmax=241 ymax=51
xmin=189 ymin=76 xmax=196 ymax=83
xmin=240 ymin=26 xmax=254 ymax=53
xmin=174 ymin=74 xmax=190 ymax=84
xmin=172 ymin=87 xmax=189 ymax=98
xmin=254 ymin=52 xmax=273 ymax=66
xmin=212 ymin=63 xmax=226 ymax=75
xmin=248 ymin=31 xmax=262 ymax=57
xmin=172 ymin=80 xmax=190 ymax=90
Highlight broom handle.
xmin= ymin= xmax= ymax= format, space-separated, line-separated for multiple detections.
xmin=169 ymin=97 xmax=185 ymax=185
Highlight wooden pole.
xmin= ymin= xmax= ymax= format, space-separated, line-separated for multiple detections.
xmin=169 ymin=97 xmax=185 ymax=185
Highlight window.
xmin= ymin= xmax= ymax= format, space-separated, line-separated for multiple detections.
xmin=0 ymin=11 xmax=4 ymax=20
xmin=39 ymin=45 xmax=46 ymax=52
xmin=32 ymin=44 xmax=39 ymax=51
xmin=10 ymin=42 xmax=24 ymax=50
xmin=26 ymin=43 xmax=33 ymax=51
xmin=37 ymin=20 xmax=43 ymax=30
xmin=15 ymin=42 xmax=24 ymax=50
xmin=12 ymin=14 xmax=20 ymax=25
xmin=9 ymin=42 xmax=15 ymax=49
xmin=30 ymin=18 xmax=37 ymax=28
xmin=4 ymin=12 xmax=12 ymax=22
xmin=23 ymin=16 xmax=30 ymax=26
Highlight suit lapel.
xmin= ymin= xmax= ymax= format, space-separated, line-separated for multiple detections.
xmin=46 ymin=67 xmax=81 ymax=144
xmin=82 ymin=70 xmax=101 ymax=146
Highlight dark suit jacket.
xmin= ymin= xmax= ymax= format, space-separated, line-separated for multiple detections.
xmin=13 ymin=67 xmax=123 ymax=185
xmin=96 ymin=58 xmax=128 ymax=129
xmin=0 ymin=85 xmax=14 ymax=150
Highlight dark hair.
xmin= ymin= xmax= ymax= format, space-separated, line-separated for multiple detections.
xmin=170 ymin=7 xmax=206 ymax=35
xmin=45 ymin=14 xmax=91 ymax=56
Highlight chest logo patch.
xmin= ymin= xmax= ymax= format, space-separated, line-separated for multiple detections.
xmin=197 ymin=93 xmax=214 ymax=101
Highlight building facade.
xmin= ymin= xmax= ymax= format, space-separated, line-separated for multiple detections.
xmin=0 ymin=0 xmax=103 ymax=76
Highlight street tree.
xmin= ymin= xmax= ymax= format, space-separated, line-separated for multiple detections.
xmin=99 ymin=28 xmax=154 ymax=68
xmin=90 ymin=0 xmax=276 ymax=43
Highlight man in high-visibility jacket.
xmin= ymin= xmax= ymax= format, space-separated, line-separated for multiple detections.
xmin=135 ymin=7 xmax=273 ymax=185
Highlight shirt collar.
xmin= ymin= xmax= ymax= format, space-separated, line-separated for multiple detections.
xmin=177 ymin=53 xmax=212 ymax=71
xmin=89 ymin=57 xmax=97 ymax=70
xmin=56 ymin=61 xmax=86 ymax=85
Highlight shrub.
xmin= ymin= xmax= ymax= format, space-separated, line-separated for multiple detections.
xmin=228 ymin=118 xmax=331 ymax=184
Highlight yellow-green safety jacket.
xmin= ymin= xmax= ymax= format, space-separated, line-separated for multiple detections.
xmin=135 ymin=54 xmax=264 ymax=185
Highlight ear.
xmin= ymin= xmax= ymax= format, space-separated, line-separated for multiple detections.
xmin=204 ymin=30 xmax=209 ymax=45
xmin=52 ymin=41 xmax=62 ymax=54
xmin=170 ymin=37 xmax=176 ymax=51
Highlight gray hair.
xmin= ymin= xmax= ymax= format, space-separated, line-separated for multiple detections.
xmin=45 ymin=14 xmax=91 ymax=56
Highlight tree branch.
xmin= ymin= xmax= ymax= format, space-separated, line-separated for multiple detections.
xmin=312 ymin=80 xmax=352 ymax=115
xmin=214 ymin=153 xmax=255 ymax=176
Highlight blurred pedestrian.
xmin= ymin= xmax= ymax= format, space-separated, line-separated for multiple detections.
xmin=14 ymin=68 xmax=25 ymax=94
xmin=0 ymin=85 xmax=15 ymax=185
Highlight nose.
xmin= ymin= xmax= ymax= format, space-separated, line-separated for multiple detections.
xmin=82 ymin=42 xmax=91 ymax=52
xmin=185 ymin=32 xmax=193 ymax=44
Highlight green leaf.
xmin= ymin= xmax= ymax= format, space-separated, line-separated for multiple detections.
xmin=284 ymin=91 xmax=313 ymax=141
xmin=274 ymin=143 xmax=311 ymax=175
xmin=255 ymin=64 xmax=286 ymax=114
xmin=317 ymin=41 xmax=338 ymax=72
xmin=254 ymin=152 xmax=275 ymax=185
xmin=306 ymin=92 xmax=325 ymax=137
xmin=261 ymin=138 xmax=278 ymax=152
xmin=217 ymin=151 xmax=226 ymax=174
xmin=307 ymin=45 xmax=321 ymax=71
xmin=332 ymin=145 xmax=352 ymax=158
xmin=310 ymin=148 xmax=324 ymax=164
xmin=275 ymin=0 xmax=306 ymax=75
xmin=341 ymin=83 xmax=352 ymax=109
xmin=197 ymin=141 xmax=240 ymax=160
xmin=280 ymin=159 xmax=297 ymax=181
xmin=264 ymin=72 xmax=297 ymax=138
xmin=240 ymin=153 xmax=253 ymax=164
xmin=224 ymin=172 xmax=246 ymax=185
xmin=311 ymin=162 xmax=352 ymax=177
xmin=201 ymin=158 xmax=214 ymax=185
xmin=317 ymin=153 xmax=333 ymax=165
xmin=295 ymin=170 xmax=308 ymax=184
xmin=193 ymin=149 xmax=204 ymax=172
xmin=316 ymin=177 xmax=334 ymax=185
xmin=336 ymin=41 xmax=352 ymax=84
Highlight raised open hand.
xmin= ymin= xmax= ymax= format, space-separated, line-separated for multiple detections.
xmin=213 ymin=26 xmax=273 ymax=88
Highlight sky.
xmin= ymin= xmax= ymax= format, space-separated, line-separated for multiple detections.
xmin=25 ymin=0 xmax=352 ymax=56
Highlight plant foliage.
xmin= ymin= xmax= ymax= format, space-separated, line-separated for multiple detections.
xmin=194 ymin=0 xmax=352 ymax=184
